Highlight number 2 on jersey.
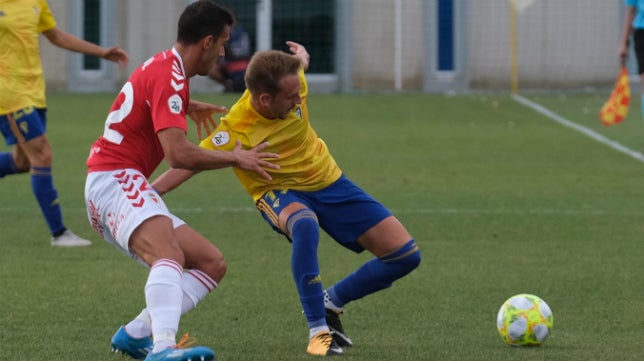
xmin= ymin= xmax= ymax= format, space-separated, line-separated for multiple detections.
xmin=103 ymin=82 xmax=134 ymax=144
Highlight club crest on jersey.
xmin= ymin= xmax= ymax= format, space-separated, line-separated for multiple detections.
xmin=295 ymin=106 xmax=302 ymax=119
xmin=211 ymin=131 xmax=230 ymax=147
xmin=168 ymin=94 xmax=183 ymax=114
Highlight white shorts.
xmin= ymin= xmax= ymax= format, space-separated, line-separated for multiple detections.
xmin=85 ymin=169 xmax=185 ymax=262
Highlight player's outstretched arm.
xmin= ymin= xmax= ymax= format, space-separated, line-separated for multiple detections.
xmin=158 ymin=128 xmax=279 ymax=180
xmin=42 ymin=27 xmax=129 ymax=68
xmin=151 ymin=168 xmax=198 ymax=195
xmin=153 ymin=140 xmax=280 ymax=195
xmin=188 ymin=99 xmax=227 ymax=140
xmin=286 ymin=41 xmax=310 ymax=71
xmin=230 ymin=140 xmax=279 ymax=181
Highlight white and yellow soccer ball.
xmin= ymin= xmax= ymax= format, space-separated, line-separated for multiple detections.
xmin=496 ymin=293 xmax=553 ymax=346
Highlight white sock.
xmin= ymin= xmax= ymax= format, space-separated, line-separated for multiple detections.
xmin=181 ymin=269 xmax=218 ymax=314
xmin=125 ymin=269 xmax=217 ymax=339
xmin=145 ymin=259 xmax=183 ymax=353
xmin=124 ymin=309 xmax=151 ymax=339
xmin=309 ymin=326 xmax=330 ymax=339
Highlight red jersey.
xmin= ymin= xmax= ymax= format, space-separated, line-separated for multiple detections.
xmin=87 ymin=48 xmax=189 ymax=178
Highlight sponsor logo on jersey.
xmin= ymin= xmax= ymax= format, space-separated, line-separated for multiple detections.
xmin=211 ymin=131 xmax=230 ymax=146
xmin=295 ymin=106 xmax=303 ymax=119
xmin=168 ymin=94 xmax=183 ymax=114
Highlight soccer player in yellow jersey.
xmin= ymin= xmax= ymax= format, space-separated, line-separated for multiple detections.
xmin=152 ymin=41 xmax=421 ymax=357
xmin=0 ymin=0 xmax=128 ymax=246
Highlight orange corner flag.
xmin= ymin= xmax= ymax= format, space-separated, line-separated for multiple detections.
xmin=600 ymin=67 xmax=630 ymax=126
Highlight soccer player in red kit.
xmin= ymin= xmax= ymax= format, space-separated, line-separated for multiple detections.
xmin=84 ymin=2 xmax=278 ymax=360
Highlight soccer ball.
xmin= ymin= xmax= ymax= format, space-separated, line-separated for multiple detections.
xmin=496 ymin=293 xmax=553 ymax=346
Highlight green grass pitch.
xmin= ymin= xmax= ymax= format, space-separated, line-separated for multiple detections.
xmin=1 ymin=91 xmax=644 ymax=360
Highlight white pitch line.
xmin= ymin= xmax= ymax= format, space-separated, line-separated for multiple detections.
xmin=512 ymin=94 xmax=644 ymax=164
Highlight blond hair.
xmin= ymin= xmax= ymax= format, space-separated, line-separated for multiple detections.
xmin=244 ymin=50 xmax=301 ymax=97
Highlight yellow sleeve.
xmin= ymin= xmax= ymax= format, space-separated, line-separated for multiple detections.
xmin=299 ymin=68 xmax=308 ymax=100
xmin=199 ymin=129 xmax=237 ymax=151
xmin=37 ymin=1 xmax=57 ymax=33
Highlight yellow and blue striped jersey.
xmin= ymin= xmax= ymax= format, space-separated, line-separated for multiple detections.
xmin=200 ymin=69 xmax=342 ymax=202
xmin=0 ymin=0 xmax=56 ymax=114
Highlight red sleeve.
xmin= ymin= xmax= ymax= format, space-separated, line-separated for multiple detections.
xmin=147 ymin=55 xmax=190 ymax=134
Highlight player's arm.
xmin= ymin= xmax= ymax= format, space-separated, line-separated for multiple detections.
xmin=153 ymin=129 xmax=279 ymax=194
xmin=151 ymin=168 xmax=198 ymax=196
xmin=157 ymin=127 xmax=278 ymax=179
xmin=620 ymin=6 xmax=637 ymax=65
xmin=188 ymin=99 xmax=227 ymax=140
xmin=286 ymin=41 xmax=310 ymax=71
xmin=41 ymin=26 xmax=128 ymax=68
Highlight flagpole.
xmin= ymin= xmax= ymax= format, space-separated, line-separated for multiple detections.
xmin=510 ymin=0 xmax=519 ymax=95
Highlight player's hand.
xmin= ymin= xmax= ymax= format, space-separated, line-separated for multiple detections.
xmin=103 ymin=46 xmax=129 ymax=69
xmin=232 ymin=140 xmax=279 ymax=181
xmin=188 ymin=100 xmax=228 ymax=140
xmin=619 ymin=45 xmax=628 ymax=66
xmin=286 ymin=41 xmax=310 ymax=71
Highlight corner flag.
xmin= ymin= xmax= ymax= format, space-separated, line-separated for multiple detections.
xmin=600 ymin=67 xmax=630 ymax=126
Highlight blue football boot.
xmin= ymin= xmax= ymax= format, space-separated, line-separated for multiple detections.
xmin=111 ymin=326 xmax=153 ymax=359
xmin=143 ymin=346 xmax=215 ymax=361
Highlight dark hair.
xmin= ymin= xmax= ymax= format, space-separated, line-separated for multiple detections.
xmin=245 ymin=50 xmax=301 ymax=97
xmin=177 ymin=1 xmax=235 ymax=45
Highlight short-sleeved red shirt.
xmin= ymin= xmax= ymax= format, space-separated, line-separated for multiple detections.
xmin=87 ymin=48 xmax=189 ymax=178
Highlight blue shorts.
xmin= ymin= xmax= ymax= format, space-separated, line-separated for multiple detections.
xmin=256 ymin=174 xmax=392 ymax=253
xmin=0 ymin=107 xmax=47 ymax=145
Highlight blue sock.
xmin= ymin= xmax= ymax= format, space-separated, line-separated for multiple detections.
xmin=0 ymin=152 xmax=18 ymax=178
xmin=328 ymin=239 xmax=421 ymax=306
xmin=288 ymin=209 xmax=326 ymax=329
xmin=31 ymin=167 xmax=66 ymax=236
